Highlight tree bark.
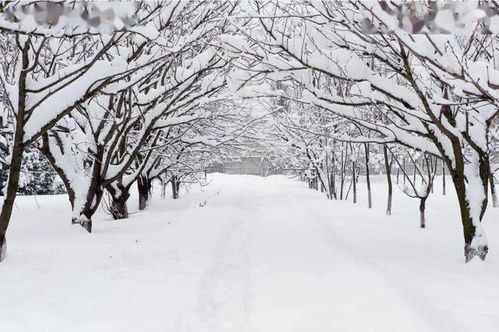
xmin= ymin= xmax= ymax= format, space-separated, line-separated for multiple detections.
xmin=442 ymin=160 xmax=446 ymax=196
xmin=0 ymin=234 xmax=5 ymax=262
xmin=0 ymin=143 xmax=24 ymax=262
xmin=107 ymin=184 xmax=130 ymax=220
xmin=137 ymin=175 xmax=152 ymax=210
xmin=402 ymin=157 xmax=406 ymax=184
xmin=419 ymin=197 xmax=427 ymax=229
xmin=161 ymin=179 xmax=168 ymax=199
xmin=71 ymin=212 xmax=93 ymax=233
xmin=111 ymin=196 xmax=129 ymax=220
xmin=331 ymin=153 xmax=337 ymax=199
xmin=0 ymin=42 xmax=29 ymax=262
xmin=383 ymin=145 xmax=393 ymax=216
xmin=171 ymin=175 xmax=180 ymax=199
xmin=490 ymin=173 xmax=498 ymax=208
xmin=71 ymin=186 xmax=103 ymax=233
xmin=452 ymin=170 xmax=488 ymax=262
xmin=330 ymin=172 xmax=337 ymax=200
xmin=364 ymin=143 xmax=372 ymax=208
xmin=352 ymin=161 xmax=357 ymax=204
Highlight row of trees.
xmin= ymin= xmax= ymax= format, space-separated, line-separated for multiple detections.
xmin=262 ymin=94 xmax=448 ymax=229
xmin=0 ymin=1 xmax=247 ymax=261
xmin=223 ymin=0 xmax=499 ymax=262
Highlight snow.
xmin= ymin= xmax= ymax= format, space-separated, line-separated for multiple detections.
xmin=23 ymin=59 xmax=127 ymax=144
xmin=154 ymin=115 xmax=199 ymax=129
xmin=1 ymin=174 xmax=499 ymax=332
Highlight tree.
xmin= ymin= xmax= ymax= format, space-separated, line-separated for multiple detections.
xmin=391 ymin=149 xmax=438 ymax=228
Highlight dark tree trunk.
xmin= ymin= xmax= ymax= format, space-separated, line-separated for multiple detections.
xmin=171 ymin=175 xmax=180 ymax=199
xmin=490 ymin=173 xmax=498 ymax=208
xmin=69 ymin=163 xmax=105 ymax=233
xmin=339 ymin=173 xmax=345 ymax=200
xmin=442 ymin=161 xmax=446 ymax=196
xmin=111 ymin=196 xmax=128 ymax=220
xmin=364 ymin=143 xmax=372 ymax=208
xmin=107 ymin=184 xmax=130 ymax=220
xmin=478 ymin=154 xmax=491 ymax=220
xmin=413 ymin=161 xmax=417 ymax=183
xmin=352 ymin=161 xmax=357 ymax=204
xmin=403 ymin=157 xmax=406 ymax=184
xmin=330 ymin=172 xmax=337 ymax=200
xmin=137 ymin=175 xmax=152 ymax=210
xmin=72 ymin=214 xmax=93 ymax=233
xmin=0 ymin=234 xmax=5 ymax=262
xmin=70 ymin=186 xmax=104 ymax=233
xmin=0 ymin=143 xmax=24 ymax=262
xmin=0 ymin=43 xmax=29 ymax=262
xmin=419 ymin=197 xmax=427 ymax=229
xmin=340 ymin=149 xmax=346 ymax=200
xmin=161 ymin=179 xmax=168 ymax=199
xmin=331 ymin=153 xmax=337 ymax=199
xmin=452 ymin=169 xmax=488 ymax=262
xmin=383 ymin=145 xmax=393 ymax=216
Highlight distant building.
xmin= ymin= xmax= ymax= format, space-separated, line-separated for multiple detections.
xmin=206 ymin=147 xmax=269 ymax=176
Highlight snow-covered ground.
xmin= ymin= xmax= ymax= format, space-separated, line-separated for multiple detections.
xmin=1 ymin=174 xmax=499 ymax=332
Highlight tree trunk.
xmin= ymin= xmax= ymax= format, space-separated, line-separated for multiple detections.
xmin=339 ymin=150 xmax=345 ymax=199
xmin=352 ymin=161 xmax=357 ymax=204
xmin=0 ymin=43 xmax=29 ymax=262
xmin=70 ymin=180 xmax=104 ymax=233
xmin=419 ymin=197 xmax=427 ymax=229
xmin=331 ymin=153 xmax=337 ymax=199
xmin=0 ymin=142 xmax=24 ymax=262
xmin=364 ymin=143 xmax=372 ymax=208
xmin=111 ymin=196 xmax=129 ymax=220
xmin=171 ymin=175 xmax=180 ymax=199
xmin=137 ymin=175 xmax=152 ymax=210
xmin=330 ymin=172 xmax=337 ymax=200
xmin=383 ymin=145 xmax=393 ymax=216
xmin=72 ymin=212 xmax=93 ymax=233
xmin=71 ymin=192 xmax=102 ymax=233
xmin=402 ymin=157 xmax=406 ymax=184
xmin=161 ymin=180 xmax=168 ymax=199
xmin=453 ymin=172 xmax=488 ymax=262
xmin=0 ymin=234 xmax=5 ymax=262
xmin=107 ymin=184 xmax=130 ymax=220
xmin=490 ymin=173 xmax=498 ymax=208
xmin=442 ymin=161 xmax=446 ymax=196
xmin=340 ymin=173 xmax=345 ymax=200
xmin=413 ymin=161 xmax=417 ymax=183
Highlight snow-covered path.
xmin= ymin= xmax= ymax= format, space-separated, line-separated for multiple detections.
xmin=2 ymin=174 xmax=499 ymax=331
xmin=184 ymin=175 xmax=499 ymax=332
